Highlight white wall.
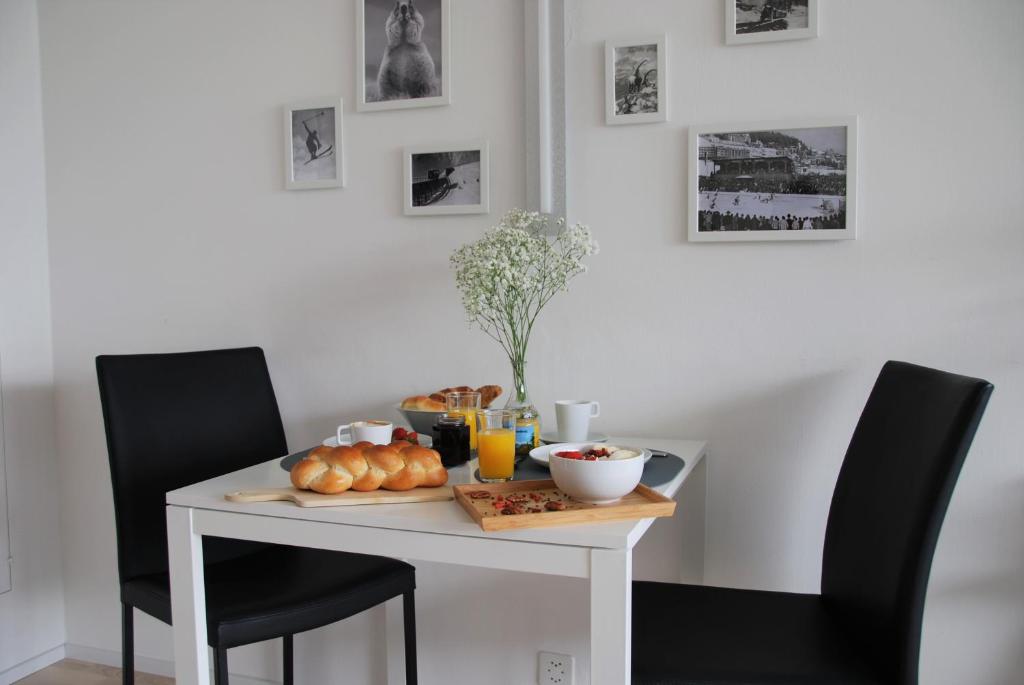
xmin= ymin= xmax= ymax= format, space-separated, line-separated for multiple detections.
xmin=34 ymin=0 xmax=1024 ymax=683
xmin=0 ymin=0 xmax=67 ymax=680
xmin=562 ymin=1 xmax=1024 ymax=683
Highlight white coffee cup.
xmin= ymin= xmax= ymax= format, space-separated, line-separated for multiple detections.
xmin=337 ymin=420 xmax=393 ymax=445
xmin=555 ymin=400 xmax=601 ymax=442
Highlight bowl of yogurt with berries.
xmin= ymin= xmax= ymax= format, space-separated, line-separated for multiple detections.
xmin=542 ymin=443 xmax=645 ymax=504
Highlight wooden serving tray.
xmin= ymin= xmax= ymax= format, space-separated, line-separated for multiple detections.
xmin=453 ymin=480 xmax=676 ymax=531
xmin=224 ymin=486 xmax=453 ymax=508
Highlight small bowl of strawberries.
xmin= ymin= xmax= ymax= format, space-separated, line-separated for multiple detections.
xmin=390 ymin=426 xmax=424 ymax=446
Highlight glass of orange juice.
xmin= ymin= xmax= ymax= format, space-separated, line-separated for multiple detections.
xmin=446 ymin=391 xmax=482 ymax=452
xmin=477 ymin=409 xmax=516 ymax=482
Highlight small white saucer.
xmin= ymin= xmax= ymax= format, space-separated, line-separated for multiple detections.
xmin=322 ymin=434 xmax=433 ymax=448
xmin=540 ymin=432 xmax=609 ymax=445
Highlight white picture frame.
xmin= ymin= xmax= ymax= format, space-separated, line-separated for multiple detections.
xmin=0 ymin=351 xmax=10 ymax=594
xmin=688 ymin=116 xmax=858 ymax=243
xmin=403 ymin=141 xmax=490 ymax=216
xmin=357 ymin=0 xmax=452 ymax=112
xmin=605 ymin=35 xmax=668 ymax=126
xmin=726 ymin=0 xmax=819 ymax=45
xmin=283 ymin=97 xmax=345 ymax=190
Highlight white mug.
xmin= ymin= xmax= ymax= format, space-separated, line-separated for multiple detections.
xmin=555 ymin=400 xmax=601 ymax=442
xmin=337 ymin=420 xmax=393 ymax=445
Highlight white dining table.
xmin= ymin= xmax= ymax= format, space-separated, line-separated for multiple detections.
xmin=165 ymin=436 xmax=707 ymax=685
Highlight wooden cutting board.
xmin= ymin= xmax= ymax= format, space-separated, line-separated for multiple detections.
xmin=224 ymin=486 xmax=453 ymax=507
xmin=453 ymin=480 xmax=675 ymax=531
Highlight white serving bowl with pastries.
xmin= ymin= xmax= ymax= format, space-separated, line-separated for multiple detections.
xmin=396 ymin=405 xmax=447 ymax=435
xmin=548 ymin=444 xmax=645 ymax=505
xmin=396 ymin=395 xmax=447 ymax=435
xmin=397 ymin=385 xmax=503 ymax=434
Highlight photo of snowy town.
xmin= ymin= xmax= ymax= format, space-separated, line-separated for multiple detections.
xmin=735 ymin=0 xmax=809 ymax=35
xmin=697 ymin=125 xmax=848 ymax=233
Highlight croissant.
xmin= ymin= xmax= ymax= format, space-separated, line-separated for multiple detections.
xmin=428 ymin=385 xmax=474 ymax=403
xmin=476 ymin=385 xmax=503 ymax=407
xmin=290 ymin=441 xmax=449 ymax=494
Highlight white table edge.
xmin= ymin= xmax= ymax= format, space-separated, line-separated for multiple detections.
xmin=165 ymin=437 xmax=707 ymax=551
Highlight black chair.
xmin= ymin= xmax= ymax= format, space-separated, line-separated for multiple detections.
xmin=632 ymin=361 xmax=993 ymax=685
xmin=96 ymin=347 xmax=418 ymax=685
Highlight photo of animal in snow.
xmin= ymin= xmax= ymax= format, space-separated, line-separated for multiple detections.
xmin=359 ymin=0 xmax=449 ymax=111
xmin=284 ymin=99 xmax=344 ymax=190
xmin=605 ymin=36 xmax=667 ymax=125
xmin=404 ymin=143 xmax=489 ymax=216
xmin=614 ymin=44 xmax=658 ymax=115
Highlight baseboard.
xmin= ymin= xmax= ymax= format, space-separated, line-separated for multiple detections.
xmin=0 ymin=644 xmax=65 ymax=685
xmin=64 ymin=643 xmax=281 ymax=685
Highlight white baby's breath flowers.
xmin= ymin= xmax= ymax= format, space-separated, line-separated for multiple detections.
xmin=450 ymin=209 xmax=598 ymax=368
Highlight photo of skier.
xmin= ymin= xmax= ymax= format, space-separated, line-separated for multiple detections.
xmin=284 ymin=98 xmax=344 ymax=190
xmin=291 ymin=107 xmax=336 ymax=182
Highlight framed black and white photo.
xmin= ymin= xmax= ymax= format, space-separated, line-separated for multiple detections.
xmin=726 ymin=0 xmax=819 ymax=45
xmin=688 ymin=117 xmax=857 ymax=242
xmin=605 ymin=35 xmax=668 ymax=125
xmin=403 ymin=141 xmax=489 ymax=216
xmin=283 ymin=98 xmax=344 ymax=190
xmin=357 ymin=0 xmax=451 ymax=112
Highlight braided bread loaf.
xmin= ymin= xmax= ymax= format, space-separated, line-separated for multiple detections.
xmin=290 ymin=441 xmax=449 ymax=494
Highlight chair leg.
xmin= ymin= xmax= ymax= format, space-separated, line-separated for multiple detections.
xmin=121 ymin=602 xmax=134 ymax=685
xmin=214 ymin=647 xmax=229 ymax=685
xmin=403 ymin=591 xmax=417 ymax=685
xmin=283 ymin=634 xmax=294 ymax=685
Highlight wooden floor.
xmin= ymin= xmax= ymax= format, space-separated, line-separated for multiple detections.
xmin=16 ymin=659 xmax=172 ymax=685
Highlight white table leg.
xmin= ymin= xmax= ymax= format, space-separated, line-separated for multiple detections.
xmin=167 ymin=506 xmax=210 ymax=685
xmin=590 ymin=548 xmax=631 ymax=685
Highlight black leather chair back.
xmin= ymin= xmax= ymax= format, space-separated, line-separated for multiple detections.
xmin=821 ymin=361 xmax=992 ymax=684
xmin=97 ymin=348 xmax=288 ymax=583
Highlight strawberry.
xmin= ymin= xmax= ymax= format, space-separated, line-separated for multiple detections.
xmin=393 ymin=427 xmax=408 ymax=440
xmin=407 ymin=431 xmax=418 ymax=443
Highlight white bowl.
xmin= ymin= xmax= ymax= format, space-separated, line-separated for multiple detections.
xmin=548 ymin=444 xmax=644 ymax=505
xmin=395 ymin=404 xmax=447 ymax=434
xmin=529 ymin=443 xmax=653 ymax=467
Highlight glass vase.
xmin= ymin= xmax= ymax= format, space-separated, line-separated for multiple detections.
xmin=504 ymin=357 xmax=541 ymax=456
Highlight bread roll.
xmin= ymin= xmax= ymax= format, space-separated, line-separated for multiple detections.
xmin=400 ymin=395 xmax=446 ymax=411
xmin=290 ymin=442 xmax=448 ymax=495
xmin=402 ymin=385 xmax=502 ymax=410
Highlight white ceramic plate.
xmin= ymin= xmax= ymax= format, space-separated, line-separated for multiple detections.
xmin=540 ymin=432 xmax=609 ymax=445
xmin=529 ymin=442 xmax=651 ymax=467
xmin=322 ymin=434 xmax=433 ymax=448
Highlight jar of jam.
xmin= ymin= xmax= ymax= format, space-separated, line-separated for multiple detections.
xmin=432 ymin=413 xmax=471 ymax=467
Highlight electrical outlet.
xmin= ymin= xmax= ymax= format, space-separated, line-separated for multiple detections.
xmin=538 ymin=651 xmax=574 ymax=685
